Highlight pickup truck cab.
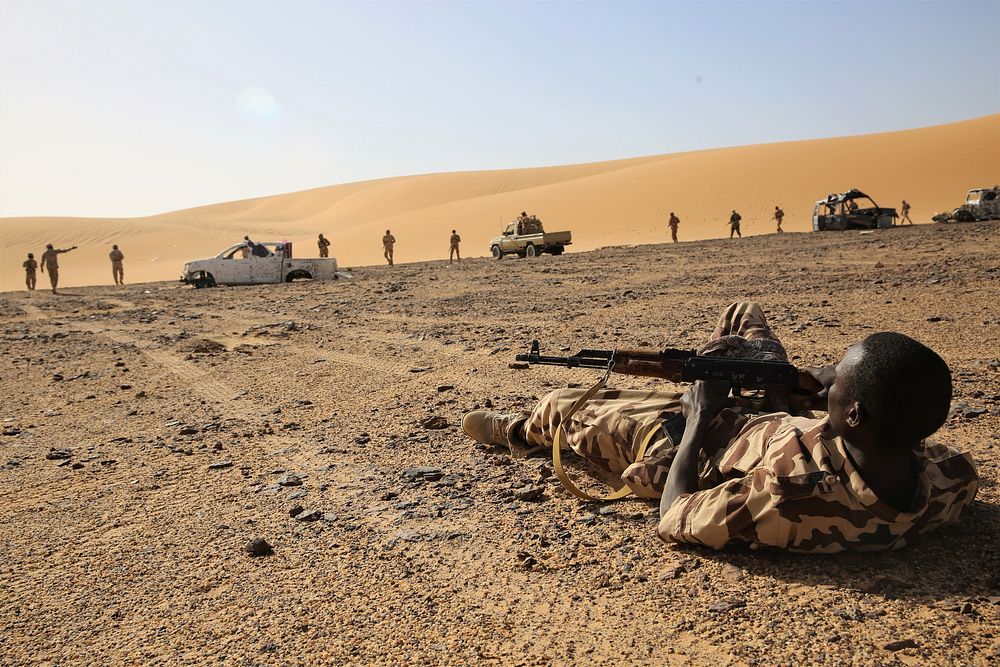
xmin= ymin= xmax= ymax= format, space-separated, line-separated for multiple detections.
xmin=181 ymin=241 xmax=350 ymax=288
xmin=490 ymin=217 xmax=572 ymax=259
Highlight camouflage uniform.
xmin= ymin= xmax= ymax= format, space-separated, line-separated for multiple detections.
xmin=668 ymin=214 xmax=680 ymax=243
xmin=383 ymin=233 xmax=395 ymax=266
xmin=774 ymin=208 xmax=784 ymax=233
xmin=40 ymin=248 xmax=68 ymax=292
xmin=23 ymin=258 xmax=38 ymax=291
xmin=449 ymin=232 xmax=461 ymax=262
xmin=109 ymin=248 xmax=125 ymax=285
xmin=514 ymin=302 xmax=979 ymax=552
xmin=318 ymin=235 xmax=331 ymax=258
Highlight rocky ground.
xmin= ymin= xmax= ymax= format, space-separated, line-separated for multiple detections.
xmin=1 ymin=222 xmax=998 ymax=666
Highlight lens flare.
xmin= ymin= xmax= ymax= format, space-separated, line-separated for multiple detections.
xmin=237 ymin=87 xmax=279 ymax=119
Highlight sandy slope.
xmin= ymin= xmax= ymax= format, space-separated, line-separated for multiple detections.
xmin=1 ymin=222 xmax=998 ymax=665
xmin=2 ymin=114 xmax=997 ymax=291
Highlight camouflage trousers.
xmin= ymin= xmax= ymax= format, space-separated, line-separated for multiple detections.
xmin=519 ymin=302 xmax=786 ymax=498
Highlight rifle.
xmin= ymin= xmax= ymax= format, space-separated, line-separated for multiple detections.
xmin=516 ymin=340 xmax=826 ymax=413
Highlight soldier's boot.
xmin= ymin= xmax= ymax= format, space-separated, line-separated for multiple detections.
xmin=462 ymin=411 xmax=528 ymax=448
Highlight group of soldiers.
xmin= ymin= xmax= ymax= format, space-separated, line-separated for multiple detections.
xmin=668 ymin=207 xmax=785 ymax=242
xmin=317 ymin=229 xmax=462 ymax=268
xmin=22 ymin=244 xmax=125 ymax=293
xmin=667 ymin=200 xmax=914 ymax=242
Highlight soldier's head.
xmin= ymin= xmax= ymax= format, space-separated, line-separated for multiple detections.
xmin=452 ymin=229 xmax=456 ymax=234
xmin=385 ymin=229 xmax=390 ymax=234
xmin=319 ymin=233 xmax=324 ymax=238
xmin=827 ymin=332 xmax=951 ymax=448
xmin=46 ymin=244 xmax=54 ymax=249
xmin=112 ymin=244 xmax=118 ymax=250
xmin=27 ymin=253 xmax=34 ymax=259
xmin=521 ymin=211 xmax=527 ymax=216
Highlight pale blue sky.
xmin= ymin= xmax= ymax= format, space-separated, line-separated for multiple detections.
xmin=1 ymin=0 xmax=997 ymax=218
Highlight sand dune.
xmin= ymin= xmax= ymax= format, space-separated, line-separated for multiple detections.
xmin=2 ymin=113 xmax=997 ymax=290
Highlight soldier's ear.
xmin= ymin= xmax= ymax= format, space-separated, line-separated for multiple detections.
xmin=845 ymin=402 xmax=863 ymax=428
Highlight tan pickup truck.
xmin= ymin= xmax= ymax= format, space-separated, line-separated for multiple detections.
xmin=489 ymin=217 xmax=572 ymax=259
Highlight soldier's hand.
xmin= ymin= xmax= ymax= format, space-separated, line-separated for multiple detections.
xmin=681 ymin=380 xmax=730 ymax=423
xmin=804 ymin=365 xmax=836 ymax=403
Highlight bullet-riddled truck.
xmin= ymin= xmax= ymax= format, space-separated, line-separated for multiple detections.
xmin=181 ymin=241 xmax=350 ymax=288
xmin=932 ymin=187 xmax=1000 ymax=223
xmin=812 ymin=189 xmax=897 ymax=231
xmin=489 ymin=216 xmax=572 ymax=259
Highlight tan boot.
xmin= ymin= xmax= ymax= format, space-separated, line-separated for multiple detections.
xmin=462 ymin=411 xmax=525 ymax=448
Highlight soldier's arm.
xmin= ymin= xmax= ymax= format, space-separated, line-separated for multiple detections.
xmin=660 ymin=381 xmax=729 ymax=516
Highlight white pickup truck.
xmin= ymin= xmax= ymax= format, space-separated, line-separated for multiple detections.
xmin=181 ymin=241 xmax=350 ymax=288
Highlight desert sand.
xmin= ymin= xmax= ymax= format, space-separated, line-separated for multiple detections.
xmin=2 ymin=114 xmax=997 ymax=292
xmin=1 ymin=220 xmax=998 ymax=665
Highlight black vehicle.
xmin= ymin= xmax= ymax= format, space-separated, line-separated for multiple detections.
xmin=812 ymin=189 xmax=897 ymax=231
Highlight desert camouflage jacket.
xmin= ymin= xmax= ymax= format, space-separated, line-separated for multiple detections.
xmin=657 ymin=414 xmax=978 ymax=553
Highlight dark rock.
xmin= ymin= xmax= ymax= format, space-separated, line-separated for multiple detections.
xmin=355 ymin=433 xmax=371 ymax=445
xmin=1 ymin=427 xmax=21 ymax=437
xmin=277 ymin=473 xmax=303 ymax=487
xmin=45 ymin=448 xmax=72 ymax=460
xmin=178 ymin=425 xmax=199 ymax=435
xmin=708 ymin=599 xmax=746 ymax=613
xmin=883 ymin=639 xmax=918 ymax=652
xmin=420 ymin=415 xmax=448 ymax=430
xmin=380 ymin=491 xmax=399 ymax=500
xmin=208 ymin=460 xmax=234 ymax=470
xmin=436 ymin=385 xmax=454 ymax=392
xmin=963 ymin=408 xmax=988 ymax=419
xmin=289 ymin=505 xmax=304 ymax=518
xmin=246 ymin=538 xmax=273 ymax=557
xmin=835 ymin=607 xmax=865 ymax=622
xmin=508 ymin=362 xmax=530 ymax=370
xmin=295 ymin=509 xmax=322 ymax=522
xmin=403 ymin=467 xmax=444 ymax=482
xmin=514 ymin=485 xmax=546 ymax=501
xmin=396 ymin=529 xmax=422 ymax=542
xmin=287 ymin=489 xmax=308 ymax=500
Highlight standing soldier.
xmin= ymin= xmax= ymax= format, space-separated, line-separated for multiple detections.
xmin=23 ymin=253 xmax=38 ymax=291
xmin=773 ymin=206 xmax=785 ymax=234
xmin=39 ymin=244 xmax=77 ymax=294
xmin=109 ymin=244 xmax=125 ymax=285
xmin=667 ymin=212 xmax=680 ymax=243
xmin=317 ymin=233 xmax=331 ymax=258
xmin=382 ymin=229 xmax=396 ymax=266
xmin=449 ymin=229 xmax=462 ymax=263
xmin=728 ymin=210 xmax=742 ymax=238
xmin=900 ymin=200 xmax=913 ymax=225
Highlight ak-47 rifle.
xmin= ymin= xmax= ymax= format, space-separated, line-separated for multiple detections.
xmin=516 ymin=340 xmax=826 ymax=413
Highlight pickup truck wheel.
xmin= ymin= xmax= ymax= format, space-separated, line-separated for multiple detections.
xmin=285 ymin=270 xmax=313 ymax=282
xmin=525 ymin=244 xmax=537 ymax=258
xmin=491 ymin=245 xmax=503 ymax=260
xmin=192 ymin=273 xmax=216 ymax=289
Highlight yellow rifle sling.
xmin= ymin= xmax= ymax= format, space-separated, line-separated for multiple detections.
xmin=552 ymin=379 xmax=661 ymax=502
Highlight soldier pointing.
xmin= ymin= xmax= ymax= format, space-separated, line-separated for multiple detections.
xmin=39 ymin=244 xmax=77 ymax=294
